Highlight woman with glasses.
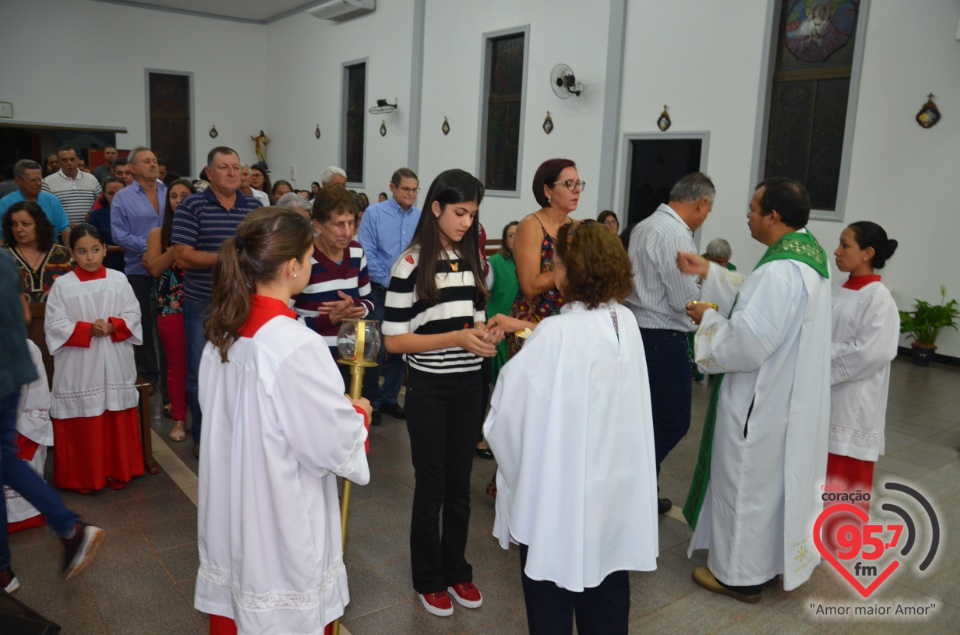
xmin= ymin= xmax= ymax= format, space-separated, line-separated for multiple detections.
xmin=506 ymin=159 xmax=583 ymax=357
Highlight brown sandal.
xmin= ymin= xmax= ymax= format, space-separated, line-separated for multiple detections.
xmin=485 ymin=480 xmax=497 ymax=499
xmin=169 ymin=420 xmax=187 ymax=442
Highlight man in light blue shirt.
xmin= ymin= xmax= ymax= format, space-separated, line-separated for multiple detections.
xmin=358 ymin=167 xmax=421 ymax=424
xmin=111 ymin=146 xmax=167 ymax=392
xmin=0 ymin=160 xmax=70 ymax=245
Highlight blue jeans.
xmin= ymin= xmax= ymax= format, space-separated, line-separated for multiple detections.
xmin=363 ymin=285 xmax=405 ymax=407
xmin=0 ymin=390 xmax=79 ymax=570
xmin=639 ymin=328 xmax=692 ymax=476
xmin=183 ymin=298 xmax=210 ymax=444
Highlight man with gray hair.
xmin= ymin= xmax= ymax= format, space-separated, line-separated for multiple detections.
xmin=319 ymin=166 xmax=347 ymax=188
xmin=111 ymin=146 xmax=167 ymax=392
xmin=624 ymin=171 xmax=716 ymax=515
xmin=704 ymin=238 xmax=735 ymax=270
xmin=0 ymin=160 xmax=71 ymax=245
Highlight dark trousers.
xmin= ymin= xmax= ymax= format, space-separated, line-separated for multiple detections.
xmin=363 ymin=285 xmax=405 ymax=407
xmin=0 ymin=390 xmax=79 ymax=571
xmin=519 ymin=544 xmax=630 ymax=635
xmin=128 ymin=275 xmax=161 ymax=388
xmin=639 ymin=328 xmax=692 ymax=476
xmin=405 ymin=367 xmax=482 ymax=593
xmin=183 ymin=298 xmax=210 ymax=444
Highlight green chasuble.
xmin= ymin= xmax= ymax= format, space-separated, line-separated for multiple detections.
xmin=682 ymin=230 xmax=829 ymax=528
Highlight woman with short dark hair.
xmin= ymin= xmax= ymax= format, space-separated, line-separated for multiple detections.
xmin=506 ymin=158 xmax=582 ymax=356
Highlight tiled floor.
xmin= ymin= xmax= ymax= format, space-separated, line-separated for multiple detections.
xmin=6 ymin=357 xmax=959 ymax=634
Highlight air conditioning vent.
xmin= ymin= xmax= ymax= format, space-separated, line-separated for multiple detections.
xmin=309 ymin=0 xmax=375 ymax=23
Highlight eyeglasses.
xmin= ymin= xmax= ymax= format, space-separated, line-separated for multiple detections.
xmin=555 ymin=179 xmax=586 ymax=192
xmin=397 ymin=187 xmax=420 ymax=194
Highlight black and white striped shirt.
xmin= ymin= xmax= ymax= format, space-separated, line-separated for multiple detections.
xmin=382 ymin=246 xmax=486 ymax=374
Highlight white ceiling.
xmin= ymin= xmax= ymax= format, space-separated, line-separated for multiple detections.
xmin=93 ymin=0 xmax=320 ymax=23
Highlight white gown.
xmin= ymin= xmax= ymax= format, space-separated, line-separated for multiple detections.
xmin=688 ymin=255 xmax=831 ymax=591
xmin=829 ymin=281 xmax=899 ymax=461
xmin=194 ymin=314 xmax=370 ymax=634
xmin=44 ymin=269 xmax=141 ymax=419
xmin=5 ymin=340 xmax=55 ymax=525
xmin=484 ymin=302 xmax=659 ymax=592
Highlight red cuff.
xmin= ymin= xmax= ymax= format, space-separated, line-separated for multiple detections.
xmin=353 ymin=404 xmax=371 ymax=454
xmin=63 ymin=322 xmax=94 ymax=348
xmin=109 ymin=317 xmax=133 ymax=342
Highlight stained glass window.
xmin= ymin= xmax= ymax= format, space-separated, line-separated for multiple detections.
xmin=764 ymin=0 xmax=860 ymax=212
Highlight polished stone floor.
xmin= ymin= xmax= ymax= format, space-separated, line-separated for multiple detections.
xmin=5 ymin=357 xmax=959 ymax=634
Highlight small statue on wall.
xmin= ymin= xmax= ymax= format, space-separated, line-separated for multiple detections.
xmin=251 ymin=130 xmax=270 ymax=163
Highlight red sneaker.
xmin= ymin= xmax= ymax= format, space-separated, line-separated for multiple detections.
xmin=448 ymin=581 xmax=483 ymax=608
xmin=418 ymin=591 xmax=453 ymax=617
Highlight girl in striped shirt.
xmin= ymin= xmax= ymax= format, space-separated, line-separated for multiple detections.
xmin=382 ymin=169 xmax=503 ymax=617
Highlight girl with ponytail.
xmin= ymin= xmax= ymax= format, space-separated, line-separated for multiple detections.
xmin=195 ymin=207 xmax=371 ymax=635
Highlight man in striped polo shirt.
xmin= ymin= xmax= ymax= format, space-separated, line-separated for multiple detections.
xmin=624 ymin=172 xmax=716 ymax=515
xmin=172 ymin=146 xmax=261 ymax=458
xmin=43 ymin=146 xmax=101 ymax=226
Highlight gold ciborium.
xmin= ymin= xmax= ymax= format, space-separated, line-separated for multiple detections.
xmin=332 ymin=319 xmax=380 ymax=635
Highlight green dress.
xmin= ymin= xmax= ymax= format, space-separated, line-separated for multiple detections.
xmin=487 ymin=252 xmax=519 ymax=386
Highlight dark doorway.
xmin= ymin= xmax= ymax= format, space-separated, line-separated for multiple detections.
xmin=625 ymin=137 xmax=704 ymax=227
xmin=148 ymin=72 xmax=191 ymax=178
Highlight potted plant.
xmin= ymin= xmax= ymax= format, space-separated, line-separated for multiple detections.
xmin=899 ymin=285 xmax=959 ymax=366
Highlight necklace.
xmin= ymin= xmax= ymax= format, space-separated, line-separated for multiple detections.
xmin=15 ymin=245 xmax=44 ymax=272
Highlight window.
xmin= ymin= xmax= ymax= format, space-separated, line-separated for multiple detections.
xmin=479 ymin=29 xmax=527 ymax=194
xmin=762 ymin=0 xmax=865 ymax=217
xmin=148 ymin=71 xmax=191 ymax=177
xmin=342 ymin=61 xmax=366 ymax=184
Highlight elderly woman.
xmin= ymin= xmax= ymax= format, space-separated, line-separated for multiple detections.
xmin=506 ymin=158 xmax=582 ymax=356
xmin=292 ymin=186 xmax=374 ymax=389
xmin=2 ymin=201 xmax=73 ymax=303
xmin=485 ymin=220 xmax=658 ymax=634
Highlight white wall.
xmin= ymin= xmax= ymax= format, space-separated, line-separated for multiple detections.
xmin=808 ymin=0 xmax=960 ymax=357
xmin=417 ymin=0 xmax=613 ymax=234
xmin=617 ymin=0 xmax=771 ymax=266
xmin=263 ymin=0 xmax=418 ymax=195
xmin=0 ymin=0 xmax=266 ymax=175
xmin=5 ymin=0 xmax=959 ymax=356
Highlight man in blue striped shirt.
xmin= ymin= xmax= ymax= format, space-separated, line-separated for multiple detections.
xmin=624 ymin=172 xmax=715 ymax=514
xmin=173 ymin=147 xmax=261 ymax=458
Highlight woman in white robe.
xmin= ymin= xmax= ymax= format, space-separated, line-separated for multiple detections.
xmin=824 ymin=222 xmax=899 ymax=548
xmin=485 ymin=220 xmax=658 ymax=634
xmin=195 ymin=208 xmax=371 ymax=635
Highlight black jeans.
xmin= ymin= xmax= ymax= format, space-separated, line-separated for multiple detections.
xmin=127 ymin=274 xmax=162 ymax=389
xmin=639 ymin=328 xmax=692 ymax=476
xmin=405 ymin=367 xmax=482 ymax=593
xmin=519 ymin=544 xmax=629 ymax=635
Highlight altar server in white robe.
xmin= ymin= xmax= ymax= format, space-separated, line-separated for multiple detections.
xmin=46 ymin=223 xmax=144 ymax=492
xmin=679 ymin=177 xmax=831 ymax=602
xmin=823 ymin=222 xmax=899 ymax=549
xmin=485 ymin=220 xmax=658 ymax=634
xmin=5 ymin=340 xmax=55 ymax=530
xmin=194 ymin=208 xmax=371 ymax=635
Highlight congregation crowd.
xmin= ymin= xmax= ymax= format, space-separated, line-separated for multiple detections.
xmin=0 ymin=144 xmax=900 ymax=634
